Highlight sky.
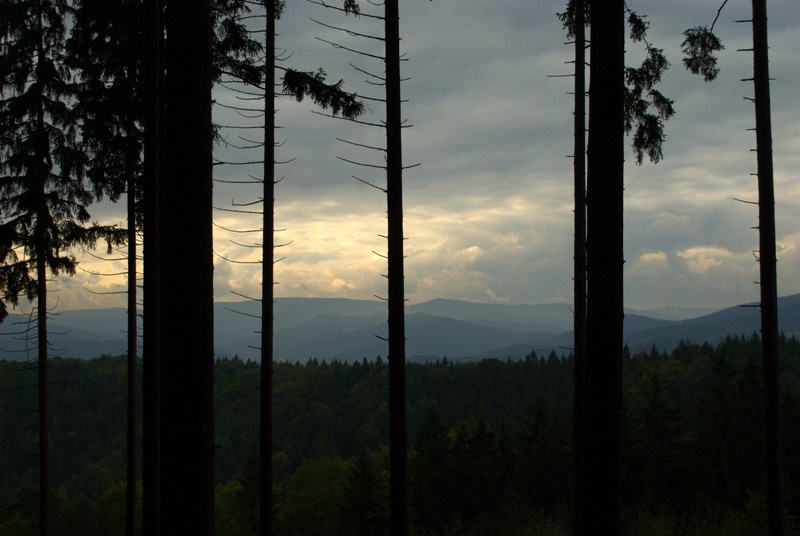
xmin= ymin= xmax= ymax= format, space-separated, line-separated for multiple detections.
xmin=62 ymin=0 xmax=799 ymax=313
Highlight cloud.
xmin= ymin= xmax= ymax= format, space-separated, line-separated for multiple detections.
xmin=42 ymin=0 xmax=798 ymax=314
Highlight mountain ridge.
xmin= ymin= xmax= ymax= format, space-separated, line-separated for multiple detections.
xmin=1 ymin=294 xmax=797 ymax=361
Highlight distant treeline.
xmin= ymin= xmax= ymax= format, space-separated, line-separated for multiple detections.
xmin=1 ymin=334 xmax=799 ymax=535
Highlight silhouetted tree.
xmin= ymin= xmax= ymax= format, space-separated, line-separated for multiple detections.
xmin=557 ymin=1 xmax=587 ymax=530
xmin=159 ymin=0 xmax=214 ymax=533
xmin=210 ymin=3 xmax=364 ymax=533
xmin=558 ymin=4 xmax=674 ymax=533
xmin=0 ymin=3 xmax=124 ymax=534
xmin=583 ymin=0 xmax=624 ymax=533
xmin=261 ymin=3 xmax=277 ymax=533
xmin=141 ymin=0 xmax=162 ymax=533
xmin=751 ymin=3 xmax=782 ymax=532
xmin=384 ymin=2 xmax=407 ymax=533
xmin=682 ymin=2 xmax=783 ymax=532
xmin=304 ymin=1 xmax=407 ymax=531
xmin=65 ymin=4 xmax=144 ymax=533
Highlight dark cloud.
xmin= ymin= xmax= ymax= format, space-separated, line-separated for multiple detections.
xmin=70 ymin=0 xmax=798 ymax=312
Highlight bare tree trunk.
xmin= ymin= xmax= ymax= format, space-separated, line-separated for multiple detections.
xmin=142 ymin=0 xmax=162 ymax=533
xmin=572 ymin=1 xmax=587 ymax=533
xmin=160 ymin=0 xmax=215 ymax=533
xmin=37 ymin=245 xmax=48 ymax=536
xmin=751 ymin=1 xmax=783 ymax=534
xmin=35 ymin=13 xmax=49 ymax=535
xmin=260 ymin=1 xmax=276 ymax=534
xmin=385 ymin=1 xmax=408 ymax=534
xmin=584 ymin=0 xmax=624 ymax=533
xmin=126 ymin=173 xmax=138 ymax=536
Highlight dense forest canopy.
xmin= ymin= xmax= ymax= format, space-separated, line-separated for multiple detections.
xmin=1 ymin=335 xmax=799 ymax=534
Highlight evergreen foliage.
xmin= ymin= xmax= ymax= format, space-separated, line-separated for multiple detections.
xmin=0 ymin=0 xmax=124 ymax=300
xmin=1 ymin=335 xmax=798 ymax=534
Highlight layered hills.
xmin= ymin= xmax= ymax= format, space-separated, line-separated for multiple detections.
xmin=1 ymin=294 xmax=797 ymax=362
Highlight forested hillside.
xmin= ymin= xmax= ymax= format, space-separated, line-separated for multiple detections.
xmin=1 ymin=334 xmax=799 ymax=535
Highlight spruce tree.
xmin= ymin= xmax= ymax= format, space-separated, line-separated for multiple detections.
xmin=0 ymin=2 xmax=123 ymax=534
xmin=159 ymin=0 xmax=214 ymax=533
xmin=682 ymin=3 xmax=783 ymax=531
xmin=583 ymin=0 xmax=625 ymax=533
xmin=65 ymin=4 xmax=144 ymax=533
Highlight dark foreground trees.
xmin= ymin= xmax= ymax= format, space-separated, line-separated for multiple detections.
xmin=0 ymin=3 xmax=123 ymax=534
xmin=158 ymin=0 xmax=215 ymax=534
xmin=2 ymin=335 xmax=798 ymax=534
xmin=583 ymin=0 xmax=625 ymax=533
xmin=683 ymin=2 xmax=783 ymax=532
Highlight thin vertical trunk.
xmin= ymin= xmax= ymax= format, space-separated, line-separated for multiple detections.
xmin=572 ymin=0 xmax=587 ymax=533
xmin=385 ymin=1 xmax=407 ymax=534
xmin=752 ymin=1 xmax=783 ymax=534
xmin=160 ymin=0 xmax=215 ymax=534
xmin=142 ymin=0 xmax=162 ymax=532
xmin=35 ymin=10 xmax=49 ymax=535
xmin=260 ymin=1 xmax=276 ymax=534
xmin=584 ymin=0 xmax=624 ymax=534
xmin=126 ymin=173 xmax=137 ymax=536
xmin=36 ymin=250 xmax=48 ymax=536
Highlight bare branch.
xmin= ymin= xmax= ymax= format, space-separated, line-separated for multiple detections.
xmin=213 ymin=221 xmax=262 ymax=233
xmin=337 ymin=156 xmax=386 ymax=169
xmin=353 ymin=176 xmax=387 ymax=193
xmin=213 ymin=251 xmax=262 ymax=264
xmin=315 ymin=37 xmax=385 ymax=61
xmin=310 ymin=17 xmax=384 ymax=41
xmin=312 ymin=110 xmax=384 ymax=128
xmin=230 ymin=290 xmax=263 ymax=302
xmin=337 ymin=137 xmax=386 ymax=152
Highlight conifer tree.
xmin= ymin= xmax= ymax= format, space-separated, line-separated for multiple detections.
xmin=384 ymin=2 xmax=407 ymax=533
xmin=65 ymin=4 xmax=144 ymax=533
xmin=583 ymin=0 xmax=625 ymax=533
xmin=410 ymin=408 xmax=454 ymax=534
xmin=0 ymin=2 xmax=123 ymax=534
xmin=158 ymin=0 xmax=214 ymax=532
xmin=558 ymin=3 xmax=673 ymax=533
xmin=141 ymin=0 xmax=162 ymax=532
xmin=682 ymin=2 xmax=783 ymax=531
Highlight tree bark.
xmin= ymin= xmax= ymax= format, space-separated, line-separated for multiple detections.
xmin=572 ymin=1 xmax=587 ymax=534
xmin=260 ymin=1 xmax=276 ymax=534
xmin=584 ymin=0 xmax=625 ymax=533
xmin=35 ymin=11 xmax=49 ymax=535
xmin=752 ymin=1 xmax=783 ymax=534
xmin=142 ymin=0 xmax=162 ymax=533
xmin=36 ymin=236 xmax=48 ymax=536
xmin=126 ymin=172 xmax=137 ymax=536
xmin=160 ymin=0 xmax=215 ymax=534
xmin=385 ymin=1 xmax=408 ymax=534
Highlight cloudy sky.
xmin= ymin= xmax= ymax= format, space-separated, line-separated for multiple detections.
xmin=66 ymin=0 xmax=798 ymax=313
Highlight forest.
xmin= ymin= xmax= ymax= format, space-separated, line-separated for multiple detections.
xmin=1 ymin=0 xmax=796 ymax=535
xmin=1 ymin=335 xmax=799 ymax=535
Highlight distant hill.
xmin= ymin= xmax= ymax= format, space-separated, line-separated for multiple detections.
xmin=1 ymin=294 xmax=797 ymax=361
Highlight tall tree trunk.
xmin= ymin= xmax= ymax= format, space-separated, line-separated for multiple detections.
xmin=126 ymin=172 xmax=137 ymax=536
xmin=36 ymin=242 xmax=48 ymax=536
xmin=385 ymin=1 xmax=407 ymax=534
xmin=572 ymin=0 xmax=587 ymax=533
xmin=142 ymin=0 xmax=162 ymax=533
xmin=584 ymin=0 xmax=624 ymax=534
xmin=752 ymin=1 xmax=783 ymax=534
xmin=35 ymin=11 xmax=49 ymax=535
xmin=260 ymin=1 xmax=276 ymax=534
xmin=160 ymin=0 xmax=215 ymax=534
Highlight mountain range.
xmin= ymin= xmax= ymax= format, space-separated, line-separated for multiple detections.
xmin=1 ymin=294 xmax=798 ymax=362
